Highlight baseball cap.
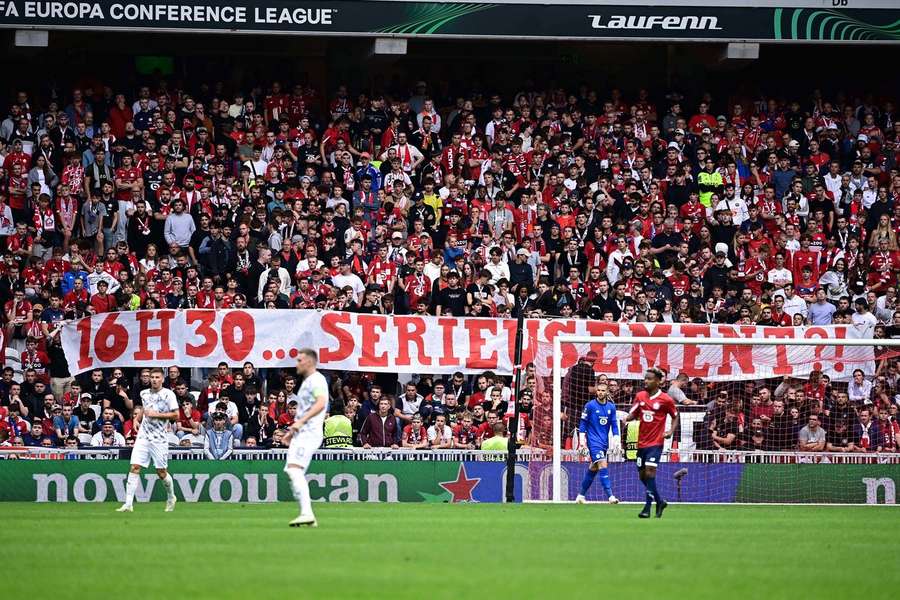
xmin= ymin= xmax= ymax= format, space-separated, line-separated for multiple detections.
xmin=667 ymin=141 xmax=680 ymax=149
xmin=857 ymin=134 xmax=869 ymax=142
xmin=448 ymin=270 xmax=461 ymax=278
xmin=516 ymin=248 xmax=529 ymax=256
xmin=102 ymin=420 xmax=114 ymax=426
xmin=701 ymin=127 xmax=711 ymax=134
xmin=80 ymin=393 xmax=92 ymax=401
xmin=674 ymin=128 xmax=685 ymax=135
xmin=715 ymin=242 xmax=729 ymax=255
xmin=212 ymin=412 xmax=227 ymax=420
xmin=391 ymin=232 xmax=404 ymax=240
xmin=788 ymin=140 xmax=800 ymax=148
xmin=360 ymin=151 xmax=371 ymax=159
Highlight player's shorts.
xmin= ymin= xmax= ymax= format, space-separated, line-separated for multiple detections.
xmin=636 ymin=445 xmax=663 ymax=470
xmin=284 ymin=435 xmax=323 ymax=472
xmin=131 ymin=438 xmax=169 ymax=469
xmin=588 ymin=445 xmax=608 ymax=463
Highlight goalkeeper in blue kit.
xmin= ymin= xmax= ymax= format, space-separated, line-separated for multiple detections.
xmin=575 ymin=381 xmax=621 ymax=504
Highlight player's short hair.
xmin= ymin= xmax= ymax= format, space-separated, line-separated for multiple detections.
xmin=149 ymin=367 xmax=165 ymax=376
xmin=297 ymin=348 xmax=318 ymax=363
xmin=646 ymin=367 xmax=665 ymax=381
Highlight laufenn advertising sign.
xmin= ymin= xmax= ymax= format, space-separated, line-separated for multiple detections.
xmin=0 ymin=1 xmax=898 ymax=42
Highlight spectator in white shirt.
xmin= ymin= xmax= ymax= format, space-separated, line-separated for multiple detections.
xmin=847 ymin=369 xmax=873 ymax=405
xmin=851 ymin=298 xmax=878 ymax=328
xmin=485 ymin=247 xmax=510 ymax=284
xmin=90 ymin=420 xmax=126 ymax=447
xmin=427 ymin=414 xmax=453 ymax=448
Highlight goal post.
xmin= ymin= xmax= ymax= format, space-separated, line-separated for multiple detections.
xmin=541 ymin=333 xmax=900 ymax=504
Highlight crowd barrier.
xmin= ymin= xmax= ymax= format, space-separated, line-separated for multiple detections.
xmin=0 ymin=448 xmax=897 ymax=504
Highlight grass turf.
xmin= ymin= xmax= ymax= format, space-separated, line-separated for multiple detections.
xmin=1 ymin=502 xmax=895 ymax=600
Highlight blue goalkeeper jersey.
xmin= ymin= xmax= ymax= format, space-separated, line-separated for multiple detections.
xmin=578 ymin=399 xmax=620 ymax=450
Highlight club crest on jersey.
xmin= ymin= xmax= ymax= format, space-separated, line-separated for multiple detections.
xmin=653 ymin=402 xmax=660 ymax=410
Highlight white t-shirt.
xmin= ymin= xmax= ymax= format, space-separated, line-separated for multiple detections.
xmin=138 ymin=387 xmax=178 ymax=445
xmin=295 ymin=371 xmax=329 ymax=438
xmin=782 ymin=295 xmax=808 ymax=318
xmin=91 ymin=431 xmax=126 ymax=447
xmin=852 ymin=311 xmax=878 ymax=328
xmin=331 ymin=273 xmax=366 ymax=303
xmin=427 ymin=424 xmax=452 ymax=444
xmin=767 ymin=268 xmax=793 ymax=288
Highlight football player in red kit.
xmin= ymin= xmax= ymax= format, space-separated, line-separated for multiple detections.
xmin=624 ymin=367 xmax=678 ymax=518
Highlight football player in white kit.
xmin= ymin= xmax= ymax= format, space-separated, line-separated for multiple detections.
xmin=116 ymin=367 xmax=179 ymax=513
xmin=283 ymin=348 xmax=329 ymax=527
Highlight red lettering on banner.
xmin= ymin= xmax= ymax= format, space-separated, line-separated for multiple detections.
xmin=94 ymin=313 xmax=128 ymax=365
xmin=76 ymin=317 xmax=94 ymax=371
xmin=464 ymin=319 xmax=499 ymax=370
xmin=678 ymin=324 xmax=712 ymax=377
xmin=626 ymin=323 xmax=673 ymax=374
xmin=583 ymin=321 xmax=621 ymax=373
xmin=358 ymin=315 xmax=389 ymax=368
xmin=395 ymin=316 xmax=432 ymax=367
xmin=542 ymin=320 xmax=577 ymax=371
xmin=319 ymin=312 xmax=353 ymax=363
xmin=185 ymin=310 xmax=217 ymax=357
xmin=437 ymin=319 xmax=462 ymax=367
xmin=763 ymin=327 xmax=796 ymax=375
xmin=713 ymin=325 xmax=756 ymax=376
xmin=825 ymin=327 xmax=845 ymax=371
xmin=133 ymin=310 xmax=176 ymax=361
xmin=221 ymin=311 xmax=255 ymax=362
xmin=803 ymin=326 xmax=845 ymax=372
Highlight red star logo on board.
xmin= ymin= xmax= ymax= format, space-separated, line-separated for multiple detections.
xmin=439 ymin=464 xmax=481 ymax=503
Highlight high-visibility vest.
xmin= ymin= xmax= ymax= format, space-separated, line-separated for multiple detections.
xmin=323 ymin=415 xmax=353 ymax=448
xmin=698 ymin=171 xmax=723 ymax=208
xmin=625 ymin=420 xmax=640 ymax=460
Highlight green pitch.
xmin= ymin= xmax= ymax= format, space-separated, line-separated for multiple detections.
xmin=1 ymin=502 xmax=896 ymax=599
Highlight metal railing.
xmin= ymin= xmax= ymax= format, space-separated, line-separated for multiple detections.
xmin=0 ymin=446 xmax=547 ymax=461
xmin=2 ymin=446 xmax=899 ymax=464
xmin=558 ymin=448 xmax=900 ymax=464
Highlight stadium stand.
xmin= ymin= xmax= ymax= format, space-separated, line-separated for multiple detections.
xmin=0 ymin=79 xmax=898 ymax=456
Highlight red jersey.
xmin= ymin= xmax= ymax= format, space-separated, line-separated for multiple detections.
xmin=452 ymin=423 xmax=478 ymax=447
xmin=628 ymin=390 xmax=677 ymax=448
xmin=402 ymin=424 xmax=427 ymax=445
xmin=403 ymin=273 xmax=431 ymax=308
xmin=114 ymin=167 xmax=142 ymax=201
xmin=366 ymin=257 xmax=397 ymax=289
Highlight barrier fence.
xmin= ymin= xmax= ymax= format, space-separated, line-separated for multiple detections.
xmin=0 ymin=449 xmax=898 ymax=504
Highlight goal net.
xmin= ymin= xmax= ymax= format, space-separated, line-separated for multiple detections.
xmin=524 ymin=326 xmax=900 ymax=505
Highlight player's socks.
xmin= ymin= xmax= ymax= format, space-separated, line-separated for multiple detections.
xmin=580 ymin=469 xmax=598 ymax=496
xmin=642 ymin=492 xmax=653 ymax=514
xmin=645 ymin=476 xmax=662 ymax=505
xmin=597 ymin=468 xmax=612 ymax=497
xmin=124 ymin=473 xmax=139 ymax=507
xmin=287 ymin=468 xmax=314 ymax=517
xmin=162 ymin=474 xmax=175 ymax=501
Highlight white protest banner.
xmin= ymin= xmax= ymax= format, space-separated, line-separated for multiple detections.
xmin=60 ymin=309 xmax=874 ymax=381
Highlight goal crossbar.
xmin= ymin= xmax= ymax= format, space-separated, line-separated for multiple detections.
xmin=550 ymin=334 xmax=899 ymax=502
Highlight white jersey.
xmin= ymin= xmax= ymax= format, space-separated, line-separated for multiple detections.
xmin=295 ymin=371 xmax=329 ymax=438
xmin=138 ymin=387 xmax=179 ymax=445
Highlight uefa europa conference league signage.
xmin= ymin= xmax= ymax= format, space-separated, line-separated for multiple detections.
xmin=0 ymin=1 xmax=897 ymax=42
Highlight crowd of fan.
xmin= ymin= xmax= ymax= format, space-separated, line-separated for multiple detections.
xmin=0 ymin=361 xmax=534 ymax=456
xmin=0 ymin=79 xmax=898 ymax=454
xmin=666 ymin=368 xmax=900 ymax=453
